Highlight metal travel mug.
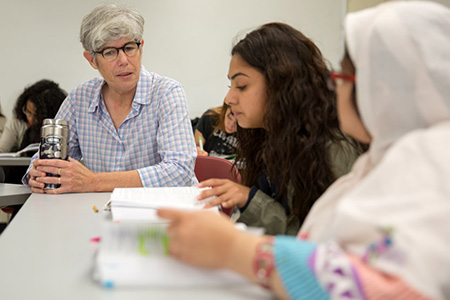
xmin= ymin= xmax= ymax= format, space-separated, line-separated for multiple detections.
xmin=39 ymin=119 xmax=69 ymax=189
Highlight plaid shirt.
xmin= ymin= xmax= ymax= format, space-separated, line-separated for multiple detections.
xmin=24 ymin=66 xmax=197 ymax=187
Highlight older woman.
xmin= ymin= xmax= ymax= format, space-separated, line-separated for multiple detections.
xmin=24 ymin=4 xmax=197 ymax=193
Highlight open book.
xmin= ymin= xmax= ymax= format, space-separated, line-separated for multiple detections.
xmin=110 ymin=187 xmax=217 ymax=222
xmin=0 ymin=143 xmax=39 ymax=158
xmin=93 ymin=222 xmax=250 ymax=288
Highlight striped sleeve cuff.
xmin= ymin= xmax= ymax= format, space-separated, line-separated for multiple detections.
xmin=274 ymin=236 xmax=328 ymax=300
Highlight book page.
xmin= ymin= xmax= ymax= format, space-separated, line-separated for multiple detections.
xmin=16 ymin=143 xmax=40 ymax=155
xmin=0 ymin=152 xmax=21 ymax=158
xmin=111 ymin=187 xmax=214 ymax=208
xmin=110 ymin=187 xmax=217 ymax=222
xmin=0 ymin=143 xmax=40 ymax=158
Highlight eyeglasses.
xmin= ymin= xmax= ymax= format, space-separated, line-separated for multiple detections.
xmin=22 ymin=106 xmax=35 ymax=118
xmin=327 ymin=71 xmax=356 ymax=91
xmin=95 ymin=41 xmax=141 ymax=62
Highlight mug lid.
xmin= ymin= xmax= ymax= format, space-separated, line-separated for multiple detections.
xmin=42 ymin=119 xmax=68 ymax=126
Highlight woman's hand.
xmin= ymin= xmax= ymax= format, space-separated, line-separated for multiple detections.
xmin=28 ymin=158 xmax=49 ymax=193
xmin=198 ymin=179 xmax=250 ymax=209
xmin=157 ymin=209 xmax=248 ymax=269
xmin=29 ymin=157 xmax=97 ymax=194
xmin=196 ymin=146 xmax=208 ymax=156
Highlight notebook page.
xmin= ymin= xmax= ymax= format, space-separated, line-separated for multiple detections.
xmin=94 ymin=222 xmax=249 ymax=287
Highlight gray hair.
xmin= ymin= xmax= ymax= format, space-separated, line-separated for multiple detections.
xmin=80 ymin=4 xmax=144 ymax=55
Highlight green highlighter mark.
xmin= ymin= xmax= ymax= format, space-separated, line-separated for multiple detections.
xmin=161 ymin=234 xmax=169 ymax=256
xmin=137 ymin=227 xmax=169 ymax=256
xmin=138 ymin=233 xmax=149 ymax=255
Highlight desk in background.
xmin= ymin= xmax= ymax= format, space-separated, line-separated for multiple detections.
xmin=0 ymin=192 xmax=273 ymax=300
xmin=0 ymin=157 xmax=31 ymax=167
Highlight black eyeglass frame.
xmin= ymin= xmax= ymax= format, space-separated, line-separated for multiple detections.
xmin=22 ymin=105 xmax=35 ymax=118
xmin=95 ymin=41 xmax=142 ymax=61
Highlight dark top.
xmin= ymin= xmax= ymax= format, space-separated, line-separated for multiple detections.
xmin=242 ymin=172 xmax=290 ymax=215
xmin=195 ymin=110 xmax=237 ymax=156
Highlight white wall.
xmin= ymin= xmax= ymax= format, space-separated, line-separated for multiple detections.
xmin=0 ymin=0 xmax=346 ymax=119
xmin=348 ymin=0 xmax=449 ymax=11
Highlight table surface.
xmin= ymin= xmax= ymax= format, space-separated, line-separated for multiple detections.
xmin=0 ymin=192 xmax=274 ymax=300
xmin=0 ymin=183 xmax=31 ymax=206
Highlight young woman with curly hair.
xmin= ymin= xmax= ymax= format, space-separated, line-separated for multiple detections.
xmin=0 ymin=79 xmax=67 ymax=153
xmin=0 ymin=79 xmax=66 ymax=215
xmin=196 ymin=22 xmax=358 ymax=235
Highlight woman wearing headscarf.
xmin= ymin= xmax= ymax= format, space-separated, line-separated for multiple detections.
xmin=158 ymin=2 xmax=450 ymax=299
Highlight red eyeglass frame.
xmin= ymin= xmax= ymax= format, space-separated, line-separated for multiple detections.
xmin=330 ymin=71 xmax=356 ymax=82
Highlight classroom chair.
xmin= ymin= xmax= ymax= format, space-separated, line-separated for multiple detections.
xmin=0 ymin=167 xmax=12 ymax=232
xmin=194 ymin=156 xmax=241 ymax=216
xmin=0 ymin=166 xmax=4 ymax=183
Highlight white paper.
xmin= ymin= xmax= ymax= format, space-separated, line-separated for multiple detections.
xmin=0 ymin=143 xmax=39 ymax=157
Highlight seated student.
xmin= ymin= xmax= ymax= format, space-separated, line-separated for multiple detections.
xmin=195 ymin=23 xmax=357 ymax=235
xmin=0 ymin=104 xmax=6 ymax=137
xmin=0 ymin=79 xmax=66 ymax=153
xmin=0 ymin=79 xmax=66 ymax=217
xmin=194 ymin=103 xmax=237 ymax=157
xmin=159 ymin=2 xmax=450 ymax=299
xmin=0 ymin=80 xmax=66 ymax=184
xmin=24 ymin=4 xmax=197 ymax=194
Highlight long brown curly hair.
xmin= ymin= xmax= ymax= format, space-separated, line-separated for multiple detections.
xmin=232 ymin=23 xmax=353 ymax=225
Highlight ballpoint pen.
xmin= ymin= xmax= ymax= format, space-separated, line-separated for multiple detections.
xmin=103 ymin=199 xmax=111 ymax=211
xmin=198 ymin=136 xmax=204 ymax=154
